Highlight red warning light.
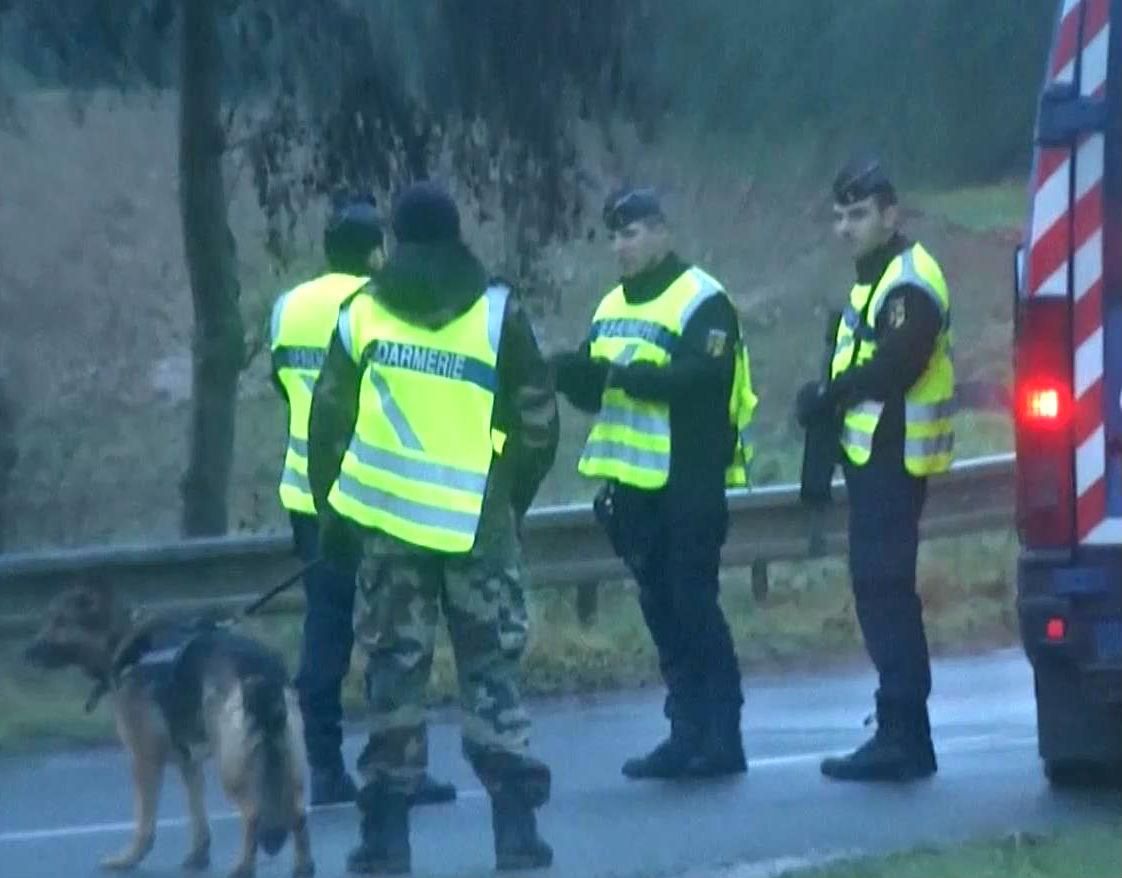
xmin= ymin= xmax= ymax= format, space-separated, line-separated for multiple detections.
xmin=1045 ymin=617 xmax=1066 ymax=642
xmin=1020 ymin=384 xmax=1066 ymax=425
xmin=1029 ymin=388 xmax=1060 ymax=419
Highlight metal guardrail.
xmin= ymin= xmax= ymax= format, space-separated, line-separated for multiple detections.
xmin=0 ymin=454 xmax=1015 ymax=632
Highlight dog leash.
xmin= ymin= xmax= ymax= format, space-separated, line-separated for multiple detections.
xmin=82 ymin=559 xmax=324 ymax=713
xmin=237 ymin=558 xmax=324 ymax=620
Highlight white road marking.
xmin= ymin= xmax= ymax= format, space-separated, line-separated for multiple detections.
xmin=0 ymin=734 xmax=1036 ymax=845
xmin=687 ymin=850 xmax=859 ymax=877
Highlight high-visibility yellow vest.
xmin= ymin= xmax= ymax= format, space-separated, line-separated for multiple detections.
xmin=270 ymin=272 xmax=369 ymax=514
xmin=830 ymin=242 xmax=956 ymax=476
xmin=327 ymin=284 xmax=509 ymax=553
xmin=577 ymin=266 xmax=757 ymax=489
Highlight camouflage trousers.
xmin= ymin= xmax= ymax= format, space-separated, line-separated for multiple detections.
xmin=353 ymin=535 xmax=550 ymax=805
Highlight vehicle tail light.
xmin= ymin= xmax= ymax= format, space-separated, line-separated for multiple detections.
xmin=1014 ymin=297 xmax=1074 ymax=549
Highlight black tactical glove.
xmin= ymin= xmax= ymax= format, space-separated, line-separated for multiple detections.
xmin=795 ymin=380 xmax=830 ymax=428
xmin=796 ymin=373 xmax=860 ymax=429
xmin=550 ymin=351 xmax=609 ymax=396
xmin=611 ymin=361 xmax=662 ymax=397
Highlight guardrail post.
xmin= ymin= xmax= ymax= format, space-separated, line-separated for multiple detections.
xmin=751 ymin=559 xmax=769 ymax=602
xmin=577 ymin=581 xmax=600 ymax=627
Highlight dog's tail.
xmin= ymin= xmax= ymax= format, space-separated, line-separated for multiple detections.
xmin=242 ymin=674 xmax=291 ymax=856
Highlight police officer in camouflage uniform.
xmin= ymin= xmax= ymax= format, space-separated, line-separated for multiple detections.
xmin=270 ymin=196 xmax=456 ymax=807
xmin=308 ymin=182 xmax=559 ymax=875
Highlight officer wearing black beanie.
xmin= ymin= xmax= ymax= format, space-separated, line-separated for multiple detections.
xmin=307 ymin=181 xmax=560 ymax=873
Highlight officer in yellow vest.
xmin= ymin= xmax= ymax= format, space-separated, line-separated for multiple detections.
xmin=553 ymin=187 xmax=757 ymax=780
xmin=269 ymin=196 xmax=455 ymax=808
xmin=796 ymin=155 xmax=954 ymax=783
xmin=307 ymin=183 xmax=558 ymax=874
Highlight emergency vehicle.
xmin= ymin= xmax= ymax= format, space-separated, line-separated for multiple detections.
xmin=1014 ymin=0 xmax=1121 ymax=784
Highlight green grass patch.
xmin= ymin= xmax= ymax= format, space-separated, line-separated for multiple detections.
xmin=0 ymin=531 xmax=1017 ymax=753
xmin=953 ymin=411 xmax=1013 ymax=460
xmin=774 ymin=824 xmax=1122 ymax=878
xmin=914 ymin=184 xmax=1027 ymax=235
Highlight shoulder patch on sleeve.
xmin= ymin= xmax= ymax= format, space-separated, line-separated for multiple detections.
xmin=705 ymin=328 xmax=728 ymax=357
xmin=887 ymin=297 xmax=907 ymax=329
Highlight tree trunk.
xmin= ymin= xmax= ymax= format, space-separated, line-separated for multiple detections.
xmin=178 ymin=0 xmax=245 ymax=536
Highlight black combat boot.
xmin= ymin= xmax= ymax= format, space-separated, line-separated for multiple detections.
xmin=346 ymin=785 xmax=411 ymax=875
xmin=820 ymin=699 xmax=936 ymax=783
xmin=909 ymin=703 xmax=938 ymax=775
xmin=491 ymin=794 xmax=553 ymax=871
xmin=310 ymin=765 xmax=358 ymax=806
xmin=622 ymin=717 xmax=702 ymax=780
xmin=685 ymin=708 xmax=747 ymax=778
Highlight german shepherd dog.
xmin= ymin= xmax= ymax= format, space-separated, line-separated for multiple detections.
xmin=23 ymin=582 xmax=315 ymax=878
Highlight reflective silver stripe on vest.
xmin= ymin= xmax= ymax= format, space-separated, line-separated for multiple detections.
xmin=872 ymin=248 xmax=947 ymax=326
xmin=288 ymin=437 xmax=308 ymax=458
xmin=350 ymin=437 xmax=487 ymax=495
xmin=739 ymin=425 xmax=753 ymax=448
xmin=906 ymin=433 xmax=955 ymax=458
xmin=906 ymin=398 xmax=958 ymax=422
xmin=337 ymin=305 xmax=356 ymax=359
xmin=334 ymin=473 xmax=478 ymax=537
xmin=680 ymin=268 xmax=723 ymax=328
xmin=838 ymin=304 xmax=877 ymax=347
xmin=281 ymin=466 xmax=311 ymax=494
xmin=484 ymin=284 xmax=510 ymax=354
xmin=270 ymin=289 xmax=292 ymax=348
xmin=579 ymin=440 xmax=670 ymax=473
xmin=597 ymin=403 xmax=670 ymax=438
xmin=368 ymin=370 xmax=425 ymax=452
xmin=851 ymin=401 xmax=884 ymax=420
xmin=841 ymin=427 xmax=874 ymax=453
xmin=616 ymin=342 xmax=640 ymax=365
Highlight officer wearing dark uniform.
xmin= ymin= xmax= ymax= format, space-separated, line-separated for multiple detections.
xmin=797 ymin=156 xmax=955 ymax=782
xmin=553 ymin=187 xmax=757 ymax=779
xmin=269 ymin=196 xmax=455 ymax=806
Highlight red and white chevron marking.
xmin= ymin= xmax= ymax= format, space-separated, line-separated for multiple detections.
xmin=1075 ymin=0 xmax=1112 ymax=544
xmin=1074 ymin=126 xmax=1110 ymax=544
xmin=1028 ymin=0 xmax=1081 ymax=297
xmin=1028 ymin=0 xmax=1114 ymax=543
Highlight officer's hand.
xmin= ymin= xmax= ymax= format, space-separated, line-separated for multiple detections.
xmin=548 ymin=350 xmax=587 ymax=378
xmin=550 ymin=351 xmax=608 ymax=393
xmin=795 ymin=380 xmax=829 ymax=428
xmin=612 ymin=361 xmax=661 ymax=396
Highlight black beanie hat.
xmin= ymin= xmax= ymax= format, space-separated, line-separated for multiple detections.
xmin=391 ymin=181 xmax=462 ymax=245
xmin=323 ymin=195 xmax=383 ymax=273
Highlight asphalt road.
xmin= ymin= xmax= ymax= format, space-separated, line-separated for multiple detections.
xmin=1 ymin=649 xmax=1119 ymax=878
